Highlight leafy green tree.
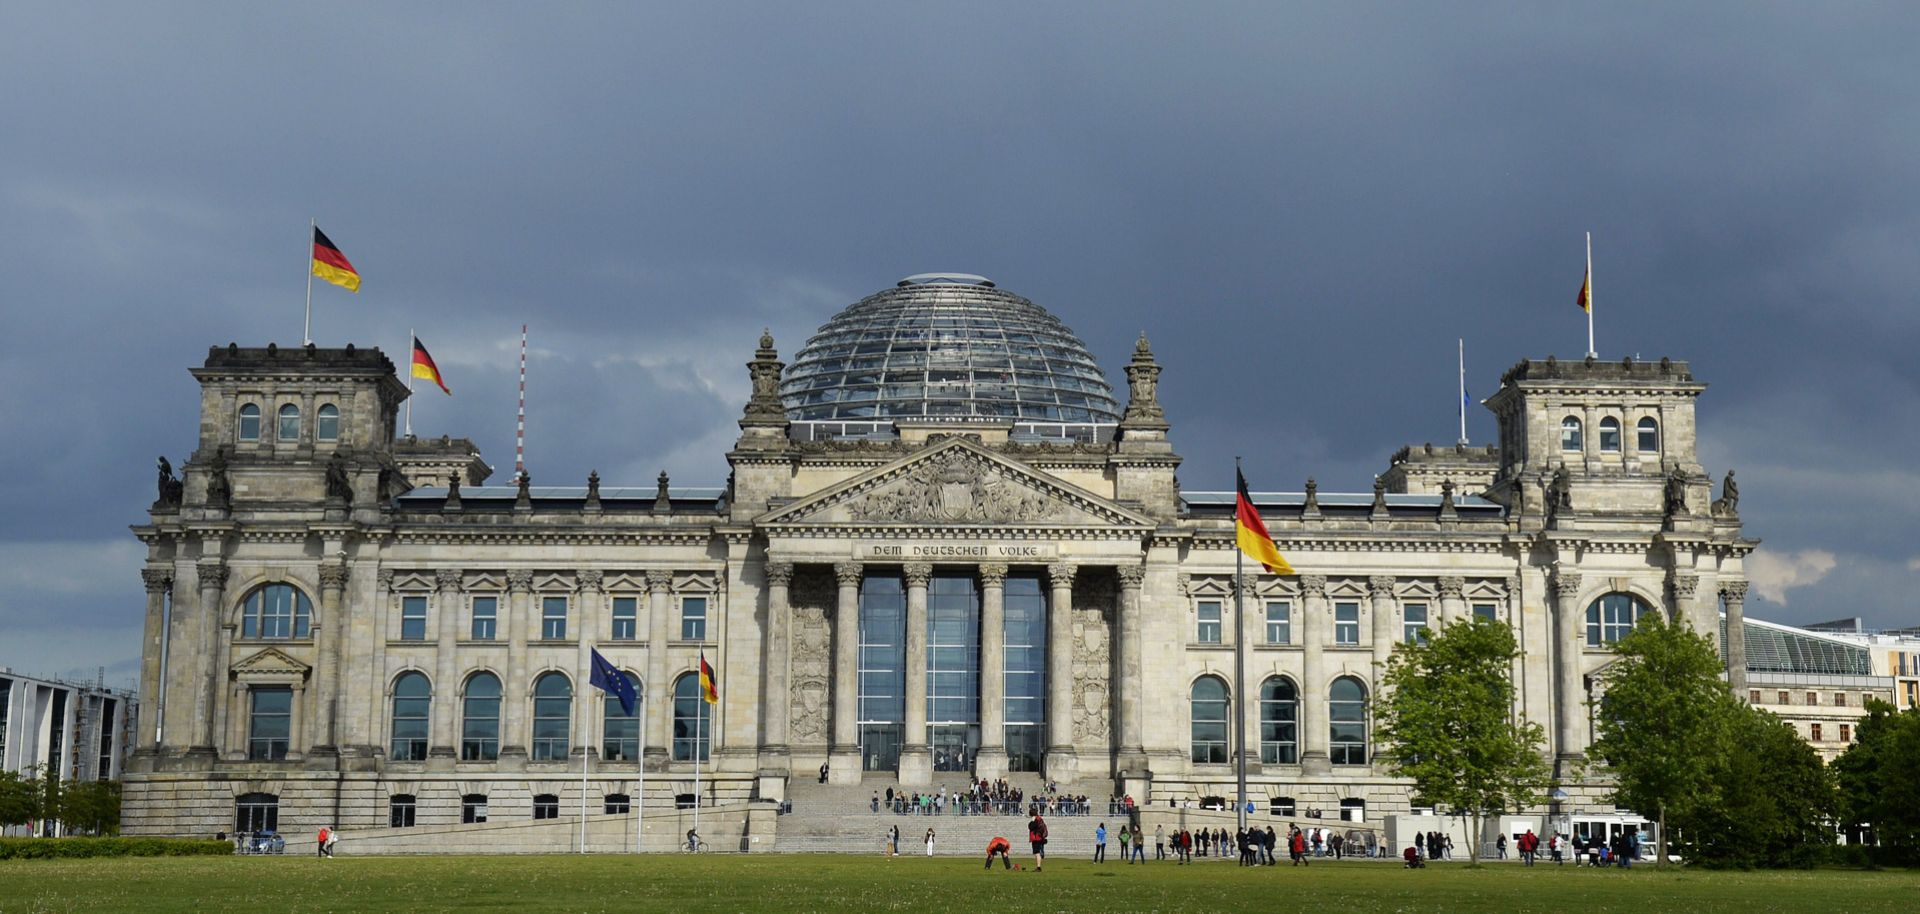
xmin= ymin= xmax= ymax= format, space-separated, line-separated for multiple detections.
xmin=1588 ymin=612 xmax=1728 ymax=866
xmin=1833 ymin=701 xmax=1920 ymax=862
xmin=1378 ymin=615 xmax=1549 ymax=864
xmin=1680 ymin=700 xmax=1835 ymax=868
xmin=56 ymin=780 xmax=122 ymax=836
xmin=0 ymin=769 xmax=39 ymax=831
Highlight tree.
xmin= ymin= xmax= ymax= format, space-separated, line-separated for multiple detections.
xmin=1679 ymin=700 xmax=1834 ymax=868
xmin=1587 ymin=612 xmax=1728 ymax=867
xmin=0 ymin=769 xmax=39 ymax=831
xmin=1378 ymin=615 xmax=1549 ymax=864
xmin=1834 ymin=701 xmax=1920 ymax=862
xmin=56 ymin=780 xmax=122 ymax=836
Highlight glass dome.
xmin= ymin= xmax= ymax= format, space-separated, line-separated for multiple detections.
xmin=780 ymin=274 xmax=1120 ymax=433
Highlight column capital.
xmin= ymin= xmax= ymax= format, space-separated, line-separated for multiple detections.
xmin=141 ymin=567 xmax=173 ymax=594
xmin=833 ymin=562 xmax=863 ymax=587
xmin=378 ymin=568 xmax=398 ymax=592
xmin=435 ymin=568 xmax=463 ymax=592
xmin=506 ymin=568 xmax=534 ymax=593
xmin=1719 ymin=580 xmax=1748 ymax=602
xmin=1115 ymin=564 xmax=1145 ymax=589
xmin=577 ymin=569 xmax=605 ymax=592
xmin=1046 ymin=562 xmax=1076 ymax=589
xmin=1367 ymin=574 xmax=1396 ymax=597
xmin=765 ymin=561 xmax=795 ymax=588
xmin=1234 ymin=572 xmax=1260 ymax=595
xmin=1299 ymin=573 xmax=1328 ymax=597
xmin=977 ymin=563 xmax=1008 ymax=587
xmin=1552 ymin=569 xmax=1583 ymax=598
xmin=645 ymin=569 xmax=675 ymax=593
xmin=318 ymin=564 xmax=350 ymax=592
xmin=1437 ymin=575 xmax=1464 ymax=599
xmin=1670 ymin=573 xmax=1700 ymax=600
xmin=903 ymin=563 xmax=934 ymax=587
xmin=197 ymin=563 xmax=230 ymax=592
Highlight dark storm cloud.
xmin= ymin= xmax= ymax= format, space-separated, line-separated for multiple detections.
xmin=4 ymin=2 xmax=1918 ymax=680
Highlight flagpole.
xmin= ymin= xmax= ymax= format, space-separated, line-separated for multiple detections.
xmin=1457 ymin=338 xmax=1468 ymax=446
xmin=581 ymin=687 xmax=591 ymax=854
xmin=1585 ymin=231 xmax=1596 ymax=358
xmin=303 ymin=219 xmax=315 ymax=346
xmin=404 ymin=329 xmax=416 ymax=438
xmin=694 ymin=697 xmax=703 ymax=842
xmin=635 ymin=692 xmax=646 ymax=854
xmin=1233 ymin=456 xmax=1248 ymax=836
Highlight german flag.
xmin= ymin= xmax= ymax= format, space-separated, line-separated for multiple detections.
xmin=698 ymin=652 xmax=719 ymax=704
xmin=412 ymin=337 xmax=451 ymax=395
xmin=1576 ymin=264 xmax=1591 ymax=313
xmin=311 ymin=226 xmax=360 ymax=292
xmin=1236 ymin=469 xmax=1295 ymax=575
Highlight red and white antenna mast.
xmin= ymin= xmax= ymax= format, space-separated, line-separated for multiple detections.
xmin=515 ymin=324 xmax=528 ymax=478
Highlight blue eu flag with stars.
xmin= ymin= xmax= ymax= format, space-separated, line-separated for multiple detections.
xmin=589 ymin=648 xmax=637 ymax=716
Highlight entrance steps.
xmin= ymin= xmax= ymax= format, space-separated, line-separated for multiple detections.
xmin=777 ymin=774 xmax=1126 ymax=856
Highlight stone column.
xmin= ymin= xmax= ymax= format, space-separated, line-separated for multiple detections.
xmin=1368 ymin=575 xmax=1397 ymax=677
xmin=310 ymin=563 xmax=348 ymax=757
xmin=574 ymin=570 xmax=604 ymax=760
xmin=1043 ymin=561 xmax=1078 ymax=783
xmin=429 ymin=568 xmax=462 ymax=761
xmin=643 ymin=570 xmax=674 ymax=769
xmin=501 ymin=569 xmax=533 ymax=762
xmin=1670 ymin=571 xmax=1702 ymax=637
xmin=1552 ymin=568 xmax=1586 ymax=767
xmin=226 ymin=682 xmax=248 ymax=760
xmin=1438 ymin=576 xmax=1466 ymax=629
xmin=761 ymin=561 xmax=795 ymax=758
xmin=190 ymin=562 xmax=230 ymax=756
xmin=1115 ymin=565 xmax=1147 ymax=773
xmin=975 ymin=563 xmax=1008 ymax=780
xmin=138 ymin=568 xmax=171 ymax=754
xmin=1298 ymin=575 xmax=1330 ymax=773
xmin=1722 ymin=581 xmax=1749 ymax=696
xmin=1233 ymin=573 xmax=1260 ymax=772
xmin=288 ymin=683 xmax=307 ymax=760
xmin=898 ymin=562 xmax=934 ymax=785
xmin=828 ymin=562 xmax=863 ymax=783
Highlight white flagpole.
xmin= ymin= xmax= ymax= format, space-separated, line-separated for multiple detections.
xmin=580 ymin=692 xmax=591 ymax=854
xmin=1585 ymin=231 xmax=1596 ymax=358
xmin=303 ymin=219 xmax=315 ymax=346
xmin=635 ymin=691 xmax=646 ymax=854
xmin=1457 ymin=338 xmax=1468 ymax=446
xmin=404 ymin=329 xmax=416 ymax=438
xmin=694 ymin=697 xmax=702 ymax=842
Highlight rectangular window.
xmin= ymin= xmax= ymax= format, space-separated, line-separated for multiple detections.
xmin=1334 ymin=602 xmax=1360 ymax=645
xmin=1403 ymin=603 xmax=1429 ymax=644
xmin=1840 ymin=723 xmax=1851 ymax=742
xmin=248 ymin=687 xmax=292 ymax=760
xmin=400 ymin=596 xmax=428 ymax=641
xmin=1807 ymin=691 xmax=1818 ymax=706
xmin=1834 ymin=692 xmax=1846 ymax=707
xmin=533 ymin=795 xmax=559 ymax=820
xmin=462 ymin=796 xmax=488 ymax=824
xmin=543 ymin=597 xmax=568 ymax=640
xmin=389 ymin=796 xmax=416 ymax=828
xmin=470 ymin=597 xmax=497 ymax=641
xmin=1195 ymin=601 xmax=1222 ymax=644
xmin=1749 ymin=689 xmax=1761 ymax=703
xmin=1778 ymin=691 xmax=1790 ymax=704
xmin=604 ymin=795 xmax=630 ymax=815
xmin=1810 ymin=723 xmax=1823 ymax=741
xmin=611 ymin=597 xmax=638 ymax=641
xmin=680 ymin=596 xmax=708 ymax=641
xmin=1472 ymin=603 xmax=1497 ymax=622
xmin=1264 ymin=601 xmax=1290 ymax=645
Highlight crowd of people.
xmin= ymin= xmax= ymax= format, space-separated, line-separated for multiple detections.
xmin=869 ymin=780 xmax=1111 ymax=817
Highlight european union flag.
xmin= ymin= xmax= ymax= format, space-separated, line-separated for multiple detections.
xmin=589 ymin=647 xmax=637 ymax=716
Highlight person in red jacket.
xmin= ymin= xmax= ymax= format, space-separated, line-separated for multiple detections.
xmin=1028 ymin=814 xmax=1049 ymax=872
xmin=986 ymin=836 xmax=1012 ymax=870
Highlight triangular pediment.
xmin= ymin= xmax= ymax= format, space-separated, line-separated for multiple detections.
xmin=231 ymin=647 xmax=310 ymax=678
xmin=759 ymin=438 xmax=1153 ymax=529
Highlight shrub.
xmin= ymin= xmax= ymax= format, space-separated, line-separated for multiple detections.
xmin=0 ymin=837 xmax=233 ymax=859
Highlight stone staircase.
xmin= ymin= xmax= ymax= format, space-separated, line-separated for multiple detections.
xmin=776 ymin=774 xmax=1125 ymax=857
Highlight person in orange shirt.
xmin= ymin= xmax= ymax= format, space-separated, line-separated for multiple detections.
xmin=985 ymin=836 xmax=1012 ymax=870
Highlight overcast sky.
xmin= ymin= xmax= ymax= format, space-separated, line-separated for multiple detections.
xmin=5 ymin=2 xmax=1918 ymax=686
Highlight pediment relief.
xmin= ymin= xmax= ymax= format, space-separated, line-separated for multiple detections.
xmin=761 ymin=439 xmax=1151 ymax=529
xmin=231 ymin=647 xmax=310 ymax=682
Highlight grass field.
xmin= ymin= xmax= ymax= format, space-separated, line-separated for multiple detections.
xmin=2 ymin=854 xmax=1915 ymax=914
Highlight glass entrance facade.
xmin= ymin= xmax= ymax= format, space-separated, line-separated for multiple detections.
xmin=1003 ymin=574 xmax=1047 ymax=771
xmin=928 ymin=573 xmax=981 ymax=771
xmin=858 ymin=574 xmax=905 ymax=771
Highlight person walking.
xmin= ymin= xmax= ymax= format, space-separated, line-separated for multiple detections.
xmin=316 ymin=825 xmax=330 ymax=858
xmin=1028 ymin=813 xmax=1049 ymax=872
xmin=1094 ymin=822 xmax=1108 ymax=863
xmin=1155 ymin=824 xmax=1167 ymax=860
xmin=323 ymin=826 xmax=338 ymax=858
xmin=985 ymin=835 xmax=1013 ymax=870
xmin=1131 ymin=825 xmax=1146 ymax=863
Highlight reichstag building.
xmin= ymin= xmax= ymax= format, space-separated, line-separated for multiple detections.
xmin=125 ymin=273 xmax=1753 ymax=845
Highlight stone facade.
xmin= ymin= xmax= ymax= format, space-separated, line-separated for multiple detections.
xmin=127 ymin=310 xmax=1755 ymax=845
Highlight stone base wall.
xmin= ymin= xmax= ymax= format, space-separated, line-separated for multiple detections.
xmin=279 ymin=802 xmax=773 ymax=855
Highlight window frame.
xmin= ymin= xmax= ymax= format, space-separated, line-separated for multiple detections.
xmin=531 ymin=672 xmax=573 ymax=761
xmin=277 ymin=403 xmax=301 ymax=442
xmin=1328 ymin=676 xmax=1369 ymax=765
xmin=248 ymin=686 xmax=292 ymax=761
xmin=611 ymin=596 xmax=638 ymax=641
xmin=1189 ymin=676 xmax=1230 ymax=764
xmin=389 ymin=794 xmax=417 ymax=828
xmin=1264 ymin=601 xmax=1290 ymax=645
xmin=1195 ymin=600 xmax=1223 ymax=644
xmin=1333 ymin=602 xmax=1361 ymax=646
xmin=400 ymin=595 xmax=428 ymax=641
xmin=1403 ymin=602 xmax=1429 ymax=644
xmin=461 ymin=794 xmax=488 ymax=824
xmin=532 ymin=794 xmax=560 ymax=820
xmin=1636 ymin=417 xmax=1659 ymax=452
xmin=461 ymin=672 xmax=502 ymax=761
xmin=241 ymin=583 xmax=313 ymax=640
xmin=1258 ymin=676 xmax=1298 ymax=765
xmin=672 ymin=672 xmax=712 ymax=762
xmin=1598 ymin=416 xmax=1621 ymax=453
xmin=542 ymin=596 xmax=568 ymax=640
xmin=601 ymin=670 xmax=642 ymax=762
xmin=679 ymin=596 xmax=708 ymax=641
xmin=238 ymin=403 xmax=262 ymax=441
xmin=388 ymin=671 xmax=431 ymax=761
xmin=1584 ymin=593 xmax=1649 ymax=646
xmin=470 ymin=596 xmax=498 ymax=641
xmin=316 ymin=403 xmax=341 ymax=442
xmin=1561 ymin=416 xmax=1584 ymax=452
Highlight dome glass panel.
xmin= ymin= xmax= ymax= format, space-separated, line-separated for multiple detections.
xmin=781 ymin=275 xmax=1120 ymax=429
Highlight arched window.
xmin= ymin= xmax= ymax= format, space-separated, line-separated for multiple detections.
xmin=235 ymin=792 xmax=278 ymax=833
xmin=602 ymin=671 xmax=642 ymax=761
xmin=1637 ymin=417 xmax=1659 ymax=453
xmin=531 ymin=672 xmax=572 ymax=761
xmin=277 ymin=403 xmax=301 ymax=441
xmin=1598 ymin=417 xmax=1621 ymax=452
xmin=316 ymin=404 xmax=340 ymax=441
xmin=241 ymin=583 xmax=312 ymax=639
xmin=461 ymin=672 xmax=501 ymax=761
xmin=1585 ymin=592 xmax=1652 ymax=646
xmin=389 ymin=672 xmax=431 ymax=761
xmin=238 ymin=403 xmax=262 ymax=441
xmin=1329 ymin=676 xmax=1368 ymax=765
xmin=1189 ymin=676 xmax=1230 ymax=764
xmin=1560 ymin=416 xmax=1583 ymax=451
xmin=672 ymin=672 xmax=711 ymax=762
xmin=1259 ymin=676 xmax=1299 ymax=764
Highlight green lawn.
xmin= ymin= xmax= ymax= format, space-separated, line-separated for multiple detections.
xmin=2 ymin=854 xmax=1915 ymax=914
